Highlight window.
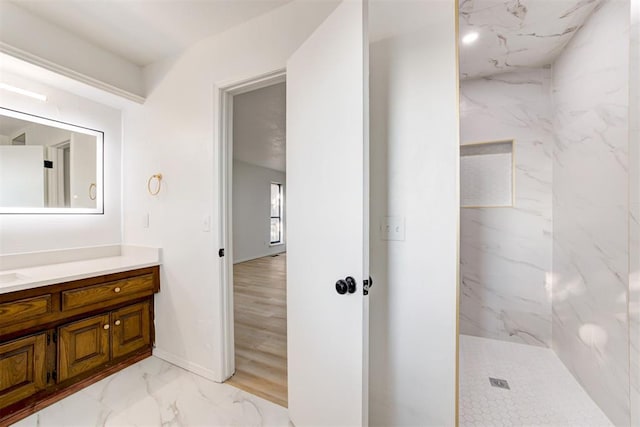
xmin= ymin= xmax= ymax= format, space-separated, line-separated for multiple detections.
xmin=270 ymin=183 xmax=283 ymax=244
xmin=461 ymin=140 xmax=514 ymax=208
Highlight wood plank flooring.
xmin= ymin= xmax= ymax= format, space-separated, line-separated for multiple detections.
xmin=226 ymin=253 xmax=287 ymax=407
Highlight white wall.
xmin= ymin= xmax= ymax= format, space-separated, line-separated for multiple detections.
xmin=0 ymin=145 xmax=44 ymax=207
xmin=459 ymin=69 xmax=553 ymax=347
xmin=232 ymin=160 xmax=285 ymax=263
xmin=368 ymin=1 xmax=459 ymax=425
xmin=0 ymin=1 xmax=144 ymax=98
xmin=11 ymin=122 xmax=70 ymax=146
xmin=70 ymin=132 xmax=98 ymax=209
xmin=551 ymin=1 xmax=630 ymax=425
xmin=122 ymin=0 xmax=339 ymax=381
xmin=0 ymin=72 xmax=121 ymax=254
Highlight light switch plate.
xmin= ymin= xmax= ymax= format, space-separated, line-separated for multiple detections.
xmin=380 ymin=216 xmax=405 ymax=241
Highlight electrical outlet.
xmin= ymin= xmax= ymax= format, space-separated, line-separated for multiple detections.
xmin=380 ymin=216 xmax=405 ymax=241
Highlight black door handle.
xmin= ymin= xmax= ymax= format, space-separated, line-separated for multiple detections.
xmin=345 ymin=276 xmax=356 ymax=294
xmin=336 ymin=277 xmax=357 ymax=294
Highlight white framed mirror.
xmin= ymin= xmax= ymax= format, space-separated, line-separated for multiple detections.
xmin=0 ymin=107 xmax=104 ymax=214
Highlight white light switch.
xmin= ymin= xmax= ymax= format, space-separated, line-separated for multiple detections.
xmin=143 ymin=213 xmax=150 ymax=228
xmin=203 ymin=215 xmax=211 ymax=232
xmin=380 ymin=216 xmax=405 ymax=241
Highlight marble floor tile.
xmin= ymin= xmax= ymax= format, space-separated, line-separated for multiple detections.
xmin=459 ymin=335 xmax=613 ymax=427
xmin=12 ymin=356 xmax=290 ymax=427
xmin=12 ymin=338 xmax=614 ymax=427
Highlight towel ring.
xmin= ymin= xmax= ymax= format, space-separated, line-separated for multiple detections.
xmin=147 ymin=173 xmax=163 ymax=196
xmin=89 ymin=183 xmax=97 ymax=200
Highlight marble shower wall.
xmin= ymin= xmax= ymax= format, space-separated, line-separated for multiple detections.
xmin=460 ymin=68 xmax=553 ymax=347
xmin=551 ymin=1 xmax=630 ymax=425
xmin=629 ymin=0 xmax=640 ymax=424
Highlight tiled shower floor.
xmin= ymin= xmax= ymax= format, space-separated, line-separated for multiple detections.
xmin=459 ymin=335 xmax=613 ymax=427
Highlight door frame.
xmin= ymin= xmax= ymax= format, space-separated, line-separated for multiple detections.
xmin=46 ymin=140 xmax=71 ymax=207
xmin=216 ymin=69 xmax=287 ymax=381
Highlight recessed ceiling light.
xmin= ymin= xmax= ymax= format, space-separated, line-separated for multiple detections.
xmin=462 ymin=32 xmax=479 ymax=45
xmin=0 ymin=82 xmax=47 ymax=101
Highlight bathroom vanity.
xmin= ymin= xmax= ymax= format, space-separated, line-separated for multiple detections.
xmin=0 ymin=249 xmax=160 ymax=425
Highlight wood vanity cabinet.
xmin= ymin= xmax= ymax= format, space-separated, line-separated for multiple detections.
xmin=0 ymin=334 xmax=47 ymax=409
xmin=0 ymin=266 xmax=159 ymax=425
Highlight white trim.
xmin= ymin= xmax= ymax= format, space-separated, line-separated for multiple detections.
xmin=216 ymin=69 xmax=286 ymax=382
xmin=152 ymin=348 xmax=219 ymax=382
xmin=0 ymin=43 xmax=145 ymax=104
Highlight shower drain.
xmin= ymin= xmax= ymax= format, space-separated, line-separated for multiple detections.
xmin=489 ymin=377 xmax=510 ymax=390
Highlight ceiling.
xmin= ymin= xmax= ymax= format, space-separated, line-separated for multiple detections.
xmin=9 ymin=0 xmax=292 ymax=66
xmin=233 ymin=82 xmax=286 ymax=172
xmin=459 ymin=0 xmax=601 ymax=79
xmin=0 ymin=115 xmax=31 ymax=137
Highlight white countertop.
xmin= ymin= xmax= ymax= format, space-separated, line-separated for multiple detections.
xmin=0 ymin=245 xmax=161 ymax=295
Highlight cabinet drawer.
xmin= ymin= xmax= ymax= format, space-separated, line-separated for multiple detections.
xmin=61 ymin=274 xmax=154 ymax=311
xmin=0 ymin=333 xmax=47 ymax=408
xmin=0 ymin=295 xmax=52 ymax=327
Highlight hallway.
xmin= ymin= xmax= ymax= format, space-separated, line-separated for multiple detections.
xmin=227 ymin=253 xmax=287 ymax=407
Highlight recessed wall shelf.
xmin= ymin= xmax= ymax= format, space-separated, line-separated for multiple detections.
xmin=460 ymin=139 xmax=515 ymax=208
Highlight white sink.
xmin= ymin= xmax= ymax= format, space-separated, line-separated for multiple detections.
xmin=0 ymin=272 xmax=27 ymax=284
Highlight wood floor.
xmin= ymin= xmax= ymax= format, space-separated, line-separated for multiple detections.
xmin=226 ymin=253 xmax=288 ymax=407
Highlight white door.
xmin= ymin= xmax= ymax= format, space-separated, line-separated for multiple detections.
xmin=286 ymin=0 xmax=369 ymax=425
xmin=0 ymin=145 xmax=45 ymax=207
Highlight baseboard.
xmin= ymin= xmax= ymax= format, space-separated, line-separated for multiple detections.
xmin=152 ymin=348 xmax=220 ymax=383
xmin=233 ymin=250 xmax=286 ymax=265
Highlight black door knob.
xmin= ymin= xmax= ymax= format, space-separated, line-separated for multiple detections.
xmin=345 ymin=276 xmax=356 ymax=294
xmin=336 ymin=279 xmax=348 ymax=295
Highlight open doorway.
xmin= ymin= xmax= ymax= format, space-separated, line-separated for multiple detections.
xmin=221 ymin=75 xmax=287 ymax=407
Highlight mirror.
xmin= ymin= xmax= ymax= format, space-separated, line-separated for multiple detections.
xmin=0 ymin=108 xmax=103 ymax=214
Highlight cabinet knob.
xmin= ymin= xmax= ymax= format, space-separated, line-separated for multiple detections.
xmin=103 ymin=324 xmax=110 ymax=330
xmin=114 ymin=320 xmax=121 ymax=326
xmin=114 ymin=287 xmax=121 ymax=293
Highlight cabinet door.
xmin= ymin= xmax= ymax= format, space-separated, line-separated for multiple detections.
xmin=0 ymin=333 xmax=47 ymax=408
xmin=58 ymin=314 xmax=110 ymax=382
xmin=111 ymin=301 xmax=150 ymax=359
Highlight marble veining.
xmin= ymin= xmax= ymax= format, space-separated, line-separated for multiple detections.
xmin=460 ymin=68 xmax=553 ymax=347
xmin=12 ymin=356 xmax=290 ymax=427
xmin=459 ymin=0 xmax=601 ymax=79
xmin=551 ymin=0 xmax=630 ymax=425
xmin=629 ymin=0 xmax=640 ymax=425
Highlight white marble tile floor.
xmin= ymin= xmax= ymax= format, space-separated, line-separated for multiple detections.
xmin=459 ymin=335 xmax=613 ymax=427
xmin=11 ymin=356 xmax=290 ymax=427
xmin=10 ymin=337 xmax=616 ymax=426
